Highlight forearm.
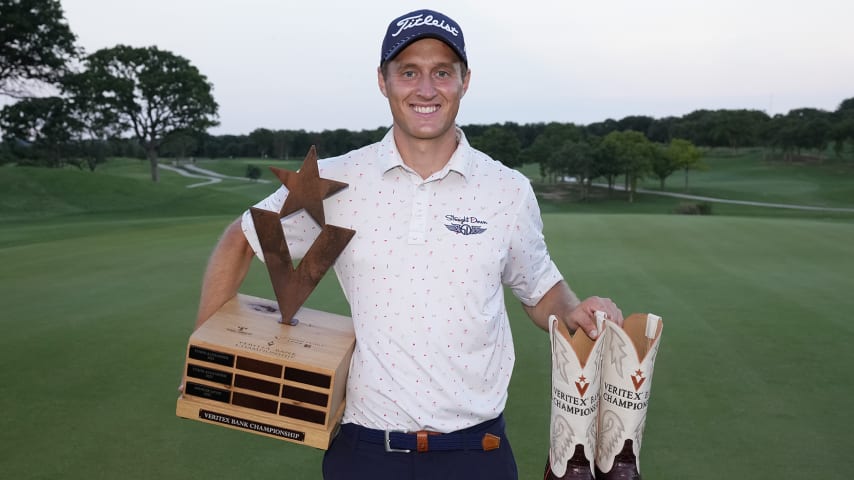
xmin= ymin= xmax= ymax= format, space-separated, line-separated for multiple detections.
xmin=523 ymin=280 xmax=581 ymax=332
xmin=524 ymin=280 xmax=622 ymax=339
xmin=195 ymin=217 xmax=255 ymax=327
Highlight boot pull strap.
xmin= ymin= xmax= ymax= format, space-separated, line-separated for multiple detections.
xmin=645 ymin=314 xmax=661 ymax=340
xmin=646 ymin=313 xmax=662 ymax=352
xmin=594 ymin=310 xmax=606 ymax=333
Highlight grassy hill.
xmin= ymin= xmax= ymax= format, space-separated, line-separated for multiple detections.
xmin=1 ymin=152 xmax=853 ymax=479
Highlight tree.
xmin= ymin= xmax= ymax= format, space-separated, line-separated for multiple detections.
xmin=832 ymin=97 xmax=854 ymax=158
xmin=650 ymin=142 xmax=677 ymax=191
xmin=469 ymin=126 xmax=521 ymax=167
xmin=786 ymin=108 xmax=832 ymax=157
xmin=763 ymin=108 xmax=831 ymax=161
xmin=646 ymin=116 xmax=678 ymax=144
xmin=0 ymin=95 xmax=81 ymax=167
xmin=248 ymin=128 xmax=274 ymax=158
xmin=616 ymin=115 xmax=655 ymax=135
xmin=160 ymin=130 xmax=198 ymax=161
xmin=71 ymin=45 xmax=218 ymax=181
xmin=520 ymin=122 xmax=582 ymax=175
xmin=549 ymin=139 xmax=597 ymax=199
xmin=665 ymin=138 xmax=705 ymax=191
xmin=0 ymin=0 xmax=79 ymax=98
xmin=599 ymin=130 xmax=655 ymax=202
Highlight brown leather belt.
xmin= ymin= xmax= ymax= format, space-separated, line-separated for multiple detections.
xmin=350 ymin=417 xmax=503 ymax=453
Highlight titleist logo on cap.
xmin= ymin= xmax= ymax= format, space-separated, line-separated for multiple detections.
xmin=390 ymin=14 xmax=460 ymax=38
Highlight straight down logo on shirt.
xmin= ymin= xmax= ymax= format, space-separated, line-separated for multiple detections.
xmin=444 ymin=214 xmax=487 ymax=235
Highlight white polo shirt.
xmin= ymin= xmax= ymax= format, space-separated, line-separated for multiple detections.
xmin=241 ymin=128 xmax=563 ymax=432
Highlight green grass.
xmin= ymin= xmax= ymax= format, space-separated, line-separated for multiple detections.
xmin=645 ymin=148 xmax=854 ymax=208
xmin=1 ymin=154 xmax=853 ymax=479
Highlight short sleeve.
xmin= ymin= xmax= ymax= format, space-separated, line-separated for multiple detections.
xmin=501 ymin=182 xmax=563 ymax=306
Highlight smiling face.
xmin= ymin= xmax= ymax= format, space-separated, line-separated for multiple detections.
xmin=378 ymin=38 xmax=470 ymax=147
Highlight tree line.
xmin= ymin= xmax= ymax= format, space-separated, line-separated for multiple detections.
xmin=2 ymin=0 xmax=853 ymax=196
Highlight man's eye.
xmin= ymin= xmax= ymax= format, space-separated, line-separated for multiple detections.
xmin=402 ymin=71 xmax=417 ymax=78
xmin=436 ymin=71 xmax=451 ymax=78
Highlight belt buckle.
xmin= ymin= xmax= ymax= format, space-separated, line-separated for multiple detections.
xmin=384 ymin=430 xmax=411 ymax=453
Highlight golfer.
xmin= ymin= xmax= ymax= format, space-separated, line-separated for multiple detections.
xmin=194 ymin=9 xmax=623 ymax=479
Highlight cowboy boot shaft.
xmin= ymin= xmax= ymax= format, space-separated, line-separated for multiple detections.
xmin=595 ymin=314 xmax=663 ymax=478
xmin=546 ymin=315 xmax=607 ymax=479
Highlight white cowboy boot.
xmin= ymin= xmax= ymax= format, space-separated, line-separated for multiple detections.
xmin=545 ymin=312 xmax=607 ymax=480
xmin=595 ymin=313 xmax=663 ymax=480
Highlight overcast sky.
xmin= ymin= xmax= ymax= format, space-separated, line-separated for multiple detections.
xmin=59 ymin=0 xmax=854 ymax=135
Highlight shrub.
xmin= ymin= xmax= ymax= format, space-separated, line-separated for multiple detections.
xmin=674 ymin=202 xmax=713 ymax=215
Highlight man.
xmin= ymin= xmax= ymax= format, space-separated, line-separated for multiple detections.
xmin=194 ymin=9 xmax=622 ymax=479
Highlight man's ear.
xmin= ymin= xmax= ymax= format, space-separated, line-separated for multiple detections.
xmin=461 ymin=68 xmax=471 ymax=98
xmin=377 ymin=66 xmax=388 ymax=98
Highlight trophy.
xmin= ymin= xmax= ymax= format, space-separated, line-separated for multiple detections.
xmin=544 ymin=313 xmax=607 ymax=480
xmin=545 ymin=313 xmax=663 ymax=480
xmin=595 ymin=314 xmax=663 ymax=479
xmin=176 ymin=146 xmax=356 ymax=449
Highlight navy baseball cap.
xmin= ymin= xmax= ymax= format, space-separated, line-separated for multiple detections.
xmin=380 ymin=9 xmax=467 ymax=66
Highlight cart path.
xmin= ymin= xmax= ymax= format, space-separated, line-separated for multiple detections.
xmin=593 ymin=183 xmax=854 ymax=213
xmin=158 ymin=163 xmax=271 ymax=188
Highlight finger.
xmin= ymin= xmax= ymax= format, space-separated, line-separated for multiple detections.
xmin=594 ymin=297 xmax=623 ymax=326
xmin=573 ymin=310 xmax=600 ymax=339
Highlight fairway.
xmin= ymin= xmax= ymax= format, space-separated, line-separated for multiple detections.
xmin=1 ymin=157 xmax=853 ymax=479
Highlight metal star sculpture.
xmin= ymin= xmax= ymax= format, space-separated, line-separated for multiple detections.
xmin=271 ymin=145 xmax=348 ymax=225
xmin=252 ymin=145 xmax=355 ymax=325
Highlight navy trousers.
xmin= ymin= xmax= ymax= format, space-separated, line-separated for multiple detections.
xmin=322 ymin=415 xmax=518 ymax=479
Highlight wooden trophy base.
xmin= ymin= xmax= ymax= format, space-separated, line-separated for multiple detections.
xmin=176 ymin=294 xmax=355 ymax=449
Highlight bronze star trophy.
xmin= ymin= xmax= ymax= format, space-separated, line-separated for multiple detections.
xmin=176 ymin=147 xmax=356 ymax=449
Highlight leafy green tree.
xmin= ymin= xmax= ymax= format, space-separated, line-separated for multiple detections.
xmin=599 ymin=130 xmax=655 ymax=202
xmin=70 ymin=45 xmax=218 ymax=181
xmin=724 ymin=109 xmax=770 ymax=149
xmin=594 ymin=133 xmax=622 ymax=191
xmin=520 ymin=122 xmax=582 ymax=176
xmin=616 ymin=115 xmax=655 ymax=135
xmin=665 ymin=138 xmax=705 ymax=191
xmin=0 ymin=92 xmax=112 ymax=171
xmin=470 ymin=126 xmax=521 ymax=167
xmin=646 ymin=116 xmax=678 ymax=143
xmin=160 ymin=130 xmax=198 ymax=161
xmin=763 ymin=108 xmax=831 ymax=160
xmin=0 ymin=95 xmax=81 ymax=166
xmin=585 ymin=118 xmax=619 ymax=138
xmin=0 ymin=0 xmax=79 ymax=97
xmin=650 ymin=142 xmax=677 ymax=190
xmin=319 ymin=128 xmax=360 ymax=157
xmin=248 ymin=128 xmax=274 ymax=158
xmin=831 ymin=98 xmax=854 ymax=158
xmin=270 ymin=130 xmax=293 ymax=159
xmin=786 ymin=108 xmax=832 ymax=156
xmin=549 ymin=139 xmax=597 ymax=199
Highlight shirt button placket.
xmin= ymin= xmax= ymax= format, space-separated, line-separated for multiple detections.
xmin=408 ymin=182 xmax=428 ymax=245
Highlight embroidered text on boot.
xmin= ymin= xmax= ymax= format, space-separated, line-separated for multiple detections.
xmin=553 ymin=387 xmax=599 ymax=416
xmin=602 ymin=383 xmax=650 ymax=410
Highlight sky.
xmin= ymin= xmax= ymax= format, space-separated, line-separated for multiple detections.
xmin=57 ymin=0 xmax=854 ymax=135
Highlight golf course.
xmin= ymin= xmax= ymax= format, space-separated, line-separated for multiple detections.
xmin=1 ymin=148 xmax=852 ymax=479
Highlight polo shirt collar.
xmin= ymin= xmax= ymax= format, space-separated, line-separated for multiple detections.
xmin=378 ymin=127 xmax=474 ymax=180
